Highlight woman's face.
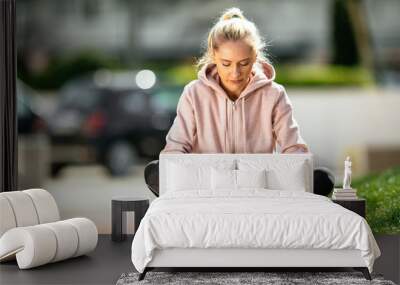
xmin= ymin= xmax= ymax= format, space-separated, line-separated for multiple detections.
xmin=213 ymin=39 xmax=256 ymax=98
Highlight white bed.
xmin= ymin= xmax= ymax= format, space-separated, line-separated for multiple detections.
xmin=131 ymin=154 xmax=380 ymax=281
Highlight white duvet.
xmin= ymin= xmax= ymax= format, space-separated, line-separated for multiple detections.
xmin=131 ymin=190 xmax=381 ymax=273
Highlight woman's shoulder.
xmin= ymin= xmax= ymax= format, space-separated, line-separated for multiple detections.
xmin=184 ymin=79 xmax=208 ymax=91
xmin=265 ymin=81 xmax=285 ymax=93
xmin=256 ymin=81 xmax=286 ymax=101
xmin=180 ymin=79 xmax=210 ymax=98
xmin=174 ymin=80 xmax=205 ymax=106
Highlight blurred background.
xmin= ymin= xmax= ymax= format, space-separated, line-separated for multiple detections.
xmin=16 ymin=0 xmax=400 ymax=234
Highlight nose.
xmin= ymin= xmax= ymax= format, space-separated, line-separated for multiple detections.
xmin=232 ymin=66 xmax=241 ymax=78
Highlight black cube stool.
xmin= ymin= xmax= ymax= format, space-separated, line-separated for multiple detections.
xmin=112 ymin=197 xmax=149 ymax=242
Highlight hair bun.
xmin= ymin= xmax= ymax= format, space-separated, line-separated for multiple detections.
xmin=220 ymin=7 xmax=245 ymax=21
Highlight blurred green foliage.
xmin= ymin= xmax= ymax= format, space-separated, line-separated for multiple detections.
xmin=18 ymin=50 xmax=124 ymax=90
xmin=164 ymin=64 xmax=198 ymax=85
xmin=275 ymin=64 xmax=374 ymax=87
xmin=18 ymin=51 xmax=375 ymax=90
xmin=331 ymin=0 xmax=360 ymax=66
xmin=163 ymin=63 xmax=375 ymax=87
xmin=352 ymin=167 xmax=400 ymax=234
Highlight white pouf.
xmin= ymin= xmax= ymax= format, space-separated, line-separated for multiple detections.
xmin=0 ymin=189 xmax=98 ymax=269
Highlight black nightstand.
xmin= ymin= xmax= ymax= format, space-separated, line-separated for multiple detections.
xmin=332 ymin=198 xmax=366 ymax=218
xmin=111 ymin=197 xmax=149 ymax=242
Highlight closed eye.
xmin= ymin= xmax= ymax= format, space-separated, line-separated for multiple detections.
xmin=221 ymin=59 xmax=250 ymax=67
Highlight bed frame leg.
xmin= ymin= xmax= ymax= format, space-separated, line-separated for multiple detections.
xmin=138 ymin=268 xmax=148 ymax=281
xmin=354 ymin=267 xmax=371 ymax=280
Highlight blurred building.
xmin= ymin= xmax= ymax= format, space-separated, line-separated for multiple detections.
xmin=16 ymin=0 xmax=400 ymax=66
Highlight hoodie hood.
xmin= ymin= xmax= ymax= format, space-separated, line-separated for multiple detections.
xmin=197 ymin=60 xmax=276 ymax=100
xmin=197 ymin=61 xmax=276 ymax=153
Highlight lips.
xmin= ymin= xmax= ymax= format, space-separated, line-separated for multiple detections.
xmin=230 ymin=79 xmax=243 ymax=84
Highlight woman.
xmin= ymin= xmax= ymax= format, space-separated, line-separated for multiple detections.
xmin=145 ymin=7 xmax=334 ymax=196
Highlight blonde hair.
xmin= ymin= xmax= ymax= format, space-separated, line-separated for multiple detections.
xmin=197 ymin=7 xmax=268 ymax=70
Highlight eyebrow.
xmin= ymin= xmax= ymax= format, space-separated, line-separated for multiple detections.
xmin=221 ymin=58 xmax=250 ymax=63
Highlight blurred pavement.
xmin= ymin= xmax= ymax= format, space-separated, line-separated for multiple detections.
xmin=43 ymin=164 xmax=155 ymax=234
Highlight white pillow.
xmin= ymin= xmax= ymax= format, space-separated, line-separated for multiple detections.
xmin=238 ymin=160 xmax=308 ymax=192
xmin=211 ymin=168 xmax=268 ymax=190
xmin=166 ymin=159 xmax=235 ymax=192
xmin=237 ymin=169 xmax=268 ymax=189
xmin=211 ymin=168 xmax=236 ymax=190
xmin=167 ymin=162 xmax=210 ymax=191
xmin=267 ymin=162 xmax=307 ymax=191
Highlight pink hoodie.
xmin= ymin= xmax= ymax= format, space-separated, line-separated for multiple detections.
xmin=161 ymin=61 xmax=309 ymax=154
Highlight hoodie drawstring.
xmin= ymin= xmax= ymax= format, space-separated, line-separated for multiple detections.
xmin=241 ymin=98 xmax=247 ymax=153
xmin=224 ymin=98 xmax=228 ymax=152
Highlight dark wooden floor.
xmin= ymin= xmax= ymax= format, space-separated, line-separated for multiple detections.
xmin=0 ymin=235 xmax=134 ymax=285
xmin=1 ymin=234 xmax=398 ymax=285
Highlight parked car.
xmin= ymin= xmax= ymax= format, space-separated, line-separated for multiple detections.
xmin=48 ymin=71 xmax=181 ymax=177
xmin=17 ymin=80 xmax=47 ymax=135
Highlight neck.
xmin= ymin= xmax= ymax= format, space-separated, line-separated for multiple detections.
xmin=220 ymin=76 xmax=251 ymax=101
xmin=225 ymin=88 xmax=240 ymax=101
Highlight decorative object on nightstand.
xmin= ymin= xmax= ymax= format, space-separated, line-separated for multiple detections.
xmin=332 ymin=156 xmax=365 ymax=217
xmin=343 ymin=156 xmax=352 ymax=189
xmin=112 ymin=197 xmax=149 ymax=242
xmin=332 ymin=156 xmax=358 ymax=200
xmin=332 ymin=187 xmax=358 ymax=199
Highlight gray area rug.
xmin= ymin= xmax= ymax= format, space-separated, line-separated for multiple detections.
xmin=116 ymin=271 xmax=396 ymax=285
